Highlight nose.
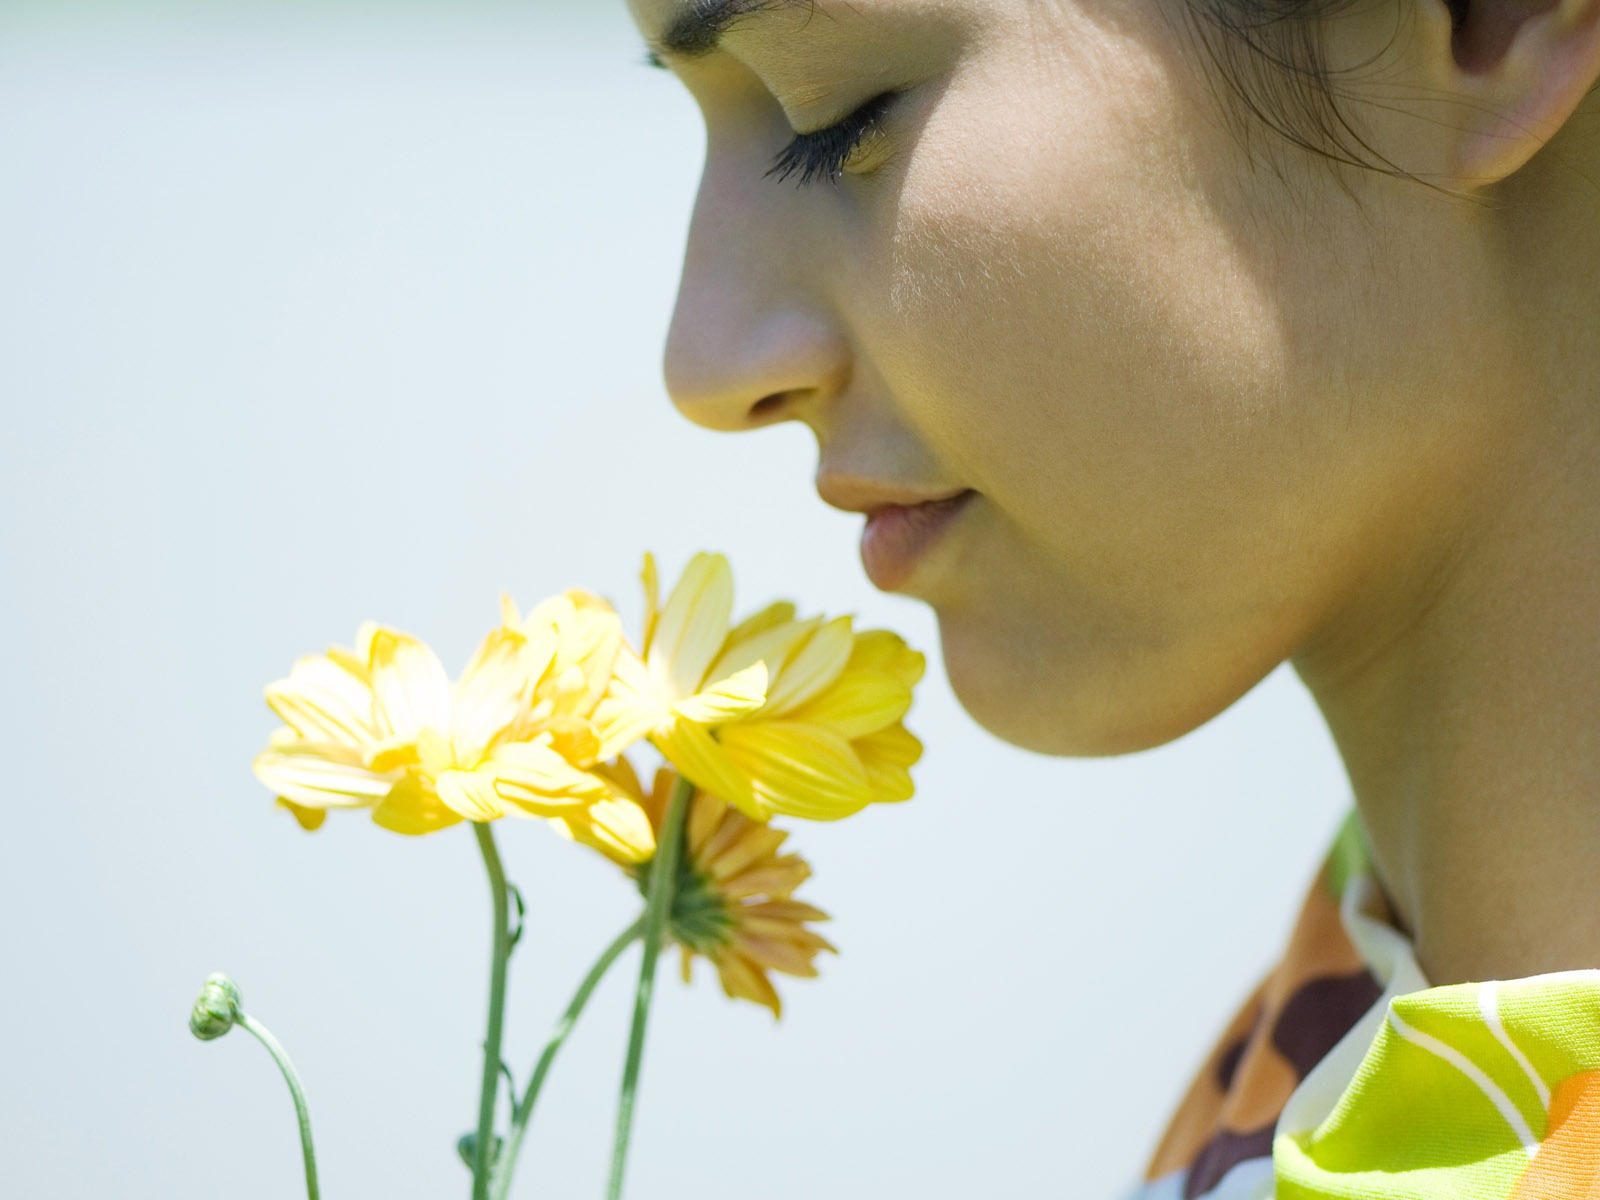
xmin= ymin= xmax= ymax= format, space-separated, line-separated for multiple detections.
xmin=662 ymin=161 xmax=852 ymax=434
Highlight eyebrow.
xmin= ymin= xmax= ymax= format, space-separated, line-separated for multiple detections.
xmin=643 ymin=0 xmax=817 ymax=66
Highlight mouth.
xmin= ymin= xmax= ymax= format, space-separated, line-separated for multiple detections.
xmin=858 ymin=489 xmax=976 ymax=593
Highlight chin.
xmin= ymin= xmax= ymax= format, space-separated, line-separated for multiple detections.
xmin=935 ymin=609 xmax=1251 ymax=758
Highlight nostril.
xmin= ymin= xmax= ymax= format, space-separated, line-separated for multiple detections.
xmin=749 ymin=393 xmax=788 ymax=422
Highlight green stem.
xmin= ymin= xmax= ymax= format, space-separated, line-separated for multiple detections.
xmin=605 ymin=776 xmax=693 ymax=1200
xmin=473 ymin=821 xmax=513 ymax=1200
xmin=489 ymin=918 xmax=645 ymax=1200
xmin=236 ymin=1012 xmax=321 ymax=1200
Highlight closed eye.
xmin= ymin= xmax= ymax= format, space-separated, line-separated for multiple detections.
xmin=764 ymin=91 xmax=899 ymax=188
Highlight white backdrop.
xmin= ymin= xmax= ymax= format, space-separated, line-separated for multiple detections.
xmin=0 ymin=3 xmax=1350 ymax=1197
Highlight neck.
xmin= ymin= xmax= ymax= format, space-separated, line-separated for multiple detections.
xmin=1295 ymin=378 xmax=1600 ymax=985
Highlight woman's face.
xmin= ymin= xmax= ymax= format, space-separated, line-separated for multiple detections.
xmin=626 ymin=0 xmax=1519 ymax=754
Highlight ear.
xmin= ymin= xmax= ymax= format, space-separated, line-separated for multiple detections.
xmin=1416 ymin=0 xmax=1600 ymax=185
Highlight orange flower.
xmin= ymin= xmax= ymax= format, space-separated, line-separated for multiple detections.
xmin=584 ymin=762 xmax=836 ymax=1018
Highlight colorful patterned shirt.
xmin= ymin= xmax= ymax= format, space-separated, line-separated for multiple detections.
xmin=1129 ymin=813 xmax=1600 ymax=1199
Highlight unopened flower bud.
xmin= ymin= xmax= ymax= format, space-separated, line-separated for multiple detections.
xmin=189 ymin=973 xmax=243 ymax=1041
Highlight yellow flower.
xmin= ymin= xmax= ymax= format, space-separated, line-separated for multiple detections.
xmin=594 ymin=552 xmax=770 ymax=774
xmin=254 ymin=596 xmax=637 ymax=839
xmin=498 ymin=588 xmax=626 ymax=767
xmin=501 ymin=591 xmax=658 ymax=861
xmin=593 ymin=764 xmax=836 ymax=1019
xmin=598 ymin=552 xmax=925 ymax=821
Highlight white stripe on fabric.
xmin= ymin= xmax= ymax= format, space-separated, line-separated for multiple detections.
xmin=1479 ymin=981 xmax=1551 ymax=1112
xmin=1387 ymin=1008 xmax=1539 ymax=1157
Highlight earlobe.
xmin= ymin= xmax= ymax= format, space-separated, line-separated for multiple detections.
xmin=1441 ymin=0 xmax=1600 ymax=185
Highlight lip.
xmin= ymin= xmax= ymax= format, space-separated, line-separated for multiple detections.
xmin=858 ymin=490 xmax=976 ymax=592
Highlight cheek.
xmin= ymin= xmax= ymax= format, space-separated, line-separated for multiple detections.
xmin=873 ymin=48 xmax=1317 ymax=609
xmin=850 ymin=28 xmax=1396 ymax=753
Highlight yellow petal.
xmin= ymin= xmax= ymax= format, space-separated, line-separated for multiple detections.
xmin=351 ymin=621 xmax=383 ymax=667
xmin=686 ymin=788 xmax=731 ymax=854
xmin=607 ymin=641 xmax=651 ymax=694
xmin=861 ymin=761 xmax=914 ymax=803
xmin=368 ymin=627 xmax=452 ymax=742
xmin=547 ymin=611 xmax=622 ymax=718
xmin=714 ymin=953 xmax=782 ymax=1018
xmin=276 ymin=797 xmax=327 ymax=831
xmin=738 ymin=917 xmax=837 ymax=954
xmin=705 ymin=615 xmax=820 ymax=686
xmin=562 ymin=795 xmax=657 ymax=864
xmin=717 ymin=722 xmax=872 ymax=821
xmin=719 ymin=855 xmax=811 ymax=899
xmin=593 ymin=754 xmax=645 ymax=803
xmin=783 ymin=668 xmax=911 ymax=739
xmin=742 ymin=899 xmax=831 ymax=924
xmin=640 ymin=552 xmax=660 ymax=655
xmin=417 ymin=725 xmax=456 ymax=776
xmin=265 ymin=653 xmax=378 ymax=748
xmin=855 ymin=723 xmax=921 ymax=802
xmin=704 ymin=822 xmax=788 ymax=881
xmin=855 ymin=724 xmax=921 ymax=800
xmin=253 ymin=743 xmax=396 ymax=809
xmin=698 ymin=802 xmax=763 ymax=863
xmin=856 ymin=722 xmax=922 ymax=767
xmin=518 ymin=591 xmax=567 ymax=632
xmin=593 ymin=691 xmax=664 ymax=762
xmin=316 ymin=626 xmax=377 ymax=686
xmin=648 ymin=552 xmax=733 ymax=700
xmin=846 ymin=629 xmax=926 ymax=687
xmin=761 ymin=616 xmax=854 ymax=716
xmin=515 ymin=624 xmax=563 ymax=701
xmin=436 ymin=768 xmax=505 ymax=822
xmin=489 ymin=741 xmax=609 ymax=812
xmin=451 ymin=627 xmax=531 ymax=762
xmin=372 ymin=772 xmax=463 ymax=836
xmin=671 ymin=661 xmax=768 ymax=725
xmin=654 ymin=720 xmax=757 ymax=814
xmin=540 ymin=714 xmax=601 ymax=768
xmin=731 ymin=929 xmax=821 ymax=977
xmin=365 ymin=739 xmax=421 ymax=773
xmin=519 ymin=592 xmax=592 ymax=689
xmin=645 ymin=767 xmax=679 ymax=830
xmin=499 ymin=592 xmax=522 ymax=628
xmin=724 ymin=600 xmax=798 ymax=649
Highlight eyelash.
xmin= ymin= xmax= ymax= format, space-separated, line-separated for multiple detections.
xmin=764 ymin=92 xmax=899 ymax=188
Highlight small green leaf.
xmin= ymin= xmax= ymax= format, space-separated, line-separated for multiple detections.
xmin=457 ymin=1131 xmax=504 ymax=1172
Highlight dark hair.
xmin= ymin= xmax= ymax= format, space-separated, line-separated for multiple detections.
xmin=1175 ymin=0 xmax=1468 ymax=183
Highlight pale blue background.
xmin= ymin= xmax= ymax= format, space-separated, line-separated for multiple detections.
xmin=0 ymin=3 xmax=1349 ymax=1196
